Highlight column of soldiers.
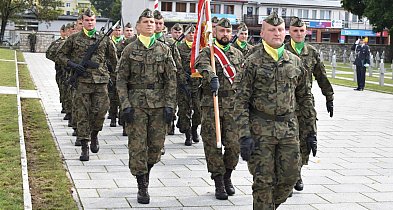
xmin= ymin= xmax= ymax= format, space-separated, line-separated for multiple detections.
xmin=46 ymin=7 xmax=334 ymax=209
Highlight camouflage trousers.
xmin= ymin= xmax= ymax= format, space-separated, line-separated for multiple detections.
xmin=201 ymin=106 xmax=240 ymax=178
xmin=297 ymin=96 xmax=317 ymax=167
xmin=248 ymin=136 xmax=300 ymax=210
xmin=75 ymin=83 xmax=109 ymax=141
xmin=126 ymin=108 xmax=167 ymax=176
xmin=63 ymin=79 xmax=73 ymax=115
xmin=71 ymin=88 xmax=77 ymax=129
xmin=177 ymin=79 xmax=201 ymax=132
xmin=108 ymin=80 xmax=119 ymax=118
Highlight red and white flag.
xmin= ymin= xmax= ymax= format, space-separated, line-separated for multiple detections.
xmin=154 ymin=0 xmax=159 ymax=10
xmin=190 ymin=0 xmax=213 ymax=78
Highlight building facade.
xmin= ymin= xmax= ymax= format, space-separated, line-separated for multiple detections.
xmin=122 ymin=0 xmax=389 ymax=45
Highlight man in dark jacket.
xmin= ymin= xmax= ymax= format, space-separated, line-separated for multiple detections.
xmin=351 ymin=38 xmax=370 ymax=91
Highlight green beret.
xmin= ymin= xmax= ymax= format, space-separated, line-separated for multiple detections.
xmin=124 ymin=22 xmax=132 ymax=28
xmin=61 ymin=24 xmax=66 ymax=31
xmin=216 ymin=18 xmax=231 ymax=28
xmin=172 ymin=23 xmax=182 ymax=31
xmin=153 ymin=10 xmax=163 ymax=19
xmin=264 ymin=12 xmax=284 ymax=26
xmin=212 ymin=16 xmax=219 ymax=24
xmin=115 ymin=23 xmax=121 ymax=29
xmin=77 ymin=14 xmax=83 ymax=20
xmin=290 ymin=16 xmax=305 ymax=27
xmin=237 ymin=22 xmax=248 ymax=31
xmin=185 ymin=24 xmax=195 ymax=33
xmin=139 ymin=8 xmax=154 ymax=20
xmin=83 ymin=8 xmax=95 ymax=17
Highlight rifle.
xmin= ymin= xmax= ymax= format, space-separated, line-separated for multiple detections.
xmin=68 ymin=20 xmax=120 ymax=88
xmin=171 ymin=23 xmax=193 ymax=47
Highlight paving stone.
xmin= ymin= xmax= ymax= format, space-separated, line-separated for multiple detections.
xmin=317 ymin=192 xmax=375 ymax=203
xmin=80 ymin=197 xmax=130 ymax=208
xmin=177 ymin=195 xmax=232 ymax=206
xmin=77 ymin=189 xmax=99 ymax=198
xmin=323 ymin=184 xmax=376 ymax=193
xmin=74 ymin=179 xmax=117 ymax=189
xmin=359 ymin=202 xmax=393 ymax=210
xmin=126 ymin=196 xmax=182 ymax=208
xmin=311 ymin=203 xmax=368 ymax=210
xmin=362 ymin=192 xmax=393 ymax=201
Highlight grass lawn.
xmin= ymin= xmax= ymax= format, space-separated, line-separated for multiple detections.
xmin=335 ymin=74 xmax=393 ymax=85
xmin=22 ymin=99 xmax=78 ymax=210
xmin=329 ymin=77 xmax=393 ymax=94
xmin=0 ymin=95 xmax=23 ymax=210
xmin=0 ymin=49 xmax=16 ymax=87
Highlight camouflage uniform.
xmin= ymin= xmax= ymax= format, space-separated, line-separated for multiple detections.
xmin=176 ymin=27 xmax=202 ymax=144
xmin=116 ymin=33 xmax=177 ymax=176
xmin=57 ymin=22 xmax=117 ymax=147
xmin=235 ymin=13 xmax=315 ymax=209
xmin=194 ymin=36 xmax=243 ymax=179
xmin=233 ymin=23 xmax=253 ymax=56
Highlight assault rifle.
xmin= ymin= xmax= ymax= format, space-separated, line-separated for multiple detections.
xmin=68 ymin=20 xmax=120 ymax=88
xmin=229 ymin=29 xmax=243 ymax=45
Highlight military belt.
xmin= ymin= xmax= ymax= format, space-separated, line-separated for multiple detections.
xmin=203 ymin=89 xmax=234 ymax=97
xmin=250 ymin=107 xmax=294 ymax=122
xmin=127 ymin=83 xmax=164 ymax=89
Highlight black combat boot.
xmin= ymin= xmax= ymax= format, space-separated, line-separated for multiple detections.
xmin=72 ymin=129 xmax=77 ymax=137
xmin=122 ymin=124 xmax=127 ymax=136
xmin=75 ymin=138 xmax=81 ymax=146
xmin=61 ymin=108 xmax=66 ymax=113
xmin=67 ymin=116 xmax=73 ymax=127
xmin=224 ymin=169 xmax=235 ymax=196
xmin=294 ymin=178 xmax=303 ymax=191
xmin=191 ymin=125 xmax=200 ymax=143
xmin=63 ymin=113 xmax=70 ymax=120
xmin=136 ymin=175 xmax=150 ymax=204
xmin=110 ymin=118 xmax=116 ymax=127
xmin=79 ymin=140 xmax=89 ymax=161
xmin=161 ymin=146 xmax=165 ymax=155
xmin=167 ymin=121 xmax=175 ymax=135
xmin=90 ymin=131 xmax=99 ymax=153
xmin=213 ymin=175 xmax=228 ymax=200
xmin=184 ymin=129 xmax=192 ymax=146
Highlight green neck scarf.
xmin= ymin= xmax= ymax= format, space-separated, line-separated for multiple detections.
xmin=139 ymin=34 xmax=156 ymax=48
xmin=262 ymin=40 xmax=285 ymax=61
xmin=83 ymin=28 xmax=97 ymax=38
xmin=155 ymin=32 xmax=163 ymax=39
xmin=214 ymin=39 xmax=230 ymax=52
xmin=236 ymin=39 xmax=247 ymax=49
xmin=291 ymin=39 xmax=304 ymax=55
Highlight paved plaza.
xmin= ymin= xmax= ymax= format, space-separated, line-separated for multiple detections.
xmin=22 ymin=52 xmax=393 ymax=209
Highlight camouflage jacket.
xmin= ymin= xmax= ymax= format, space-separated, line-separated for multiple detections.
xmin=57 ymin=30 xmax=118 ymax=84
xmin=233 ymin=41 xmax=254 ymax=56
xmin=195 ymin=45 xmax=244 ymax=108
xmin=116 ymin=38 xmax=177 ymax=110
xmin=177 ymin=42 xmax=192 ymax=75
xmin=285 ymin=42 xmax=334 ymax=102
xmin=116 ymin=36 xmax=137 ymax=58
xmin=156 ymin=35 xmax=186 ymax=84
xmin=46 ymin=37 xmax=66 ymax=63
xmin=235 ymin=45 xmax=315 ymax=139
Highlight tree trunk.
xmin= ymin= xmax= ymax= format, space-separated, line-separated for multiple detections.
xmin=0 ymin=17 xmax=9 ymax=43
xmin=389 ymin=28 xmax=393 ymax=63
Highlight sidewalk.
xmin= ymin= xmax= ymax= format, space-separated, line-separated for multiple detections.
xmin=24 ymin=52 xmax=393 ymax=210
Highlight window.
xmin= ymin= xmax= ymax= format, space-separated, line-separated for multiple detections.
xmin=161 ymin=2 xmax=172 ymax=12
xmin=273 ymin=8 xmax=278 ymax=14
xmin=282 ymin=8 xmax=287 ymax=17
xmin=267 ymin=8 xmax=272 ymax=15
xmin=176 ymin=2 xmax=186 ymax=12
xmin=322 ymin=33 xmax=330 ymax=42
xmin=352 ymin=14 xmax=358 ymax=22
xmin=247 ymin=7 xmax=253 ymax=16
xmin=289 ymin=9 xmax=294 ymax=16
xmin=320 ymin=10 xmax=331 ymax=20
xmin=312 ymin=10 xmax=317 ymax=19
xmin=66 ymin=3 xmax=70 ymax=7
xmin=211 ymin=4 xmax=220 ymax=14
xmin=190 ymin=3 xmax=196 ymax=13
xmin=311 ymin=30 xmax=317 ymax=42
xmin=66 ymin=11 xmax=70 ymax=15
xmin=224 ymin=5 xmax=234 ymax=14
xmin=298 ymin=9 xmax=309 ymax=18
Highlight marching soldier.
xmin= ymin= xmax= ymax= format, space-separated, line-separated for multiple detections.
xmin=285 ymin=17 xmax=334 ymax=192
xmin=195 ymin=18 xmax=243 ymax=200
xmin=235 ymin=13 xmax=315 ymax=209
xmin=177 ymin=24 xmax=201 ymax=146
xmin=170 ymin=23 xmax=183 ymax=43
xmin=111 ymin=24 xmax=124 ymax=44
xmin=116 ymin=9 xmax=177 ymax=204
xmin=212 ymin=16 xmax=219 ymax=38
xmin=46 ymin=25 xmax=68 ymax=114
xmin=28 ymin=30 xmax=37 ymax=52
xmin=233 ymin=22 xmax=253 ymax=56
xmin=57 ymin=8 xmax=118 ymax=161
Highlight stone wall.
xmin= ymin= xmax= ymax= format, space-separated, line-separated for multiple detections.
xmin=310 ymin=43 xmax=392 ymax=63
xmin=19 ymin=32 xmax=56 ymax=53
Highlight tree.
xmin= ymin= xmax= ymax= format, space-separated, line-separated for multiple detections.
xmin=0 ymin=0 xmax=62 ymax=43
xmin=90 ymin=0 xmax=121 ymax=21
xmin=342 ymin=0 xmax=393 ymax=60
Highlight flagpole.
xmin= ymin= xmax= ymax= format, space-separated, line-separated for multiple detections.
xmin=206 ymin=0 xmax=222 ymax=149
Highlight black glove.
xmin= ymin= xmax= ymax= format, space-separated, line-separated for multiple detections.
xmin=210 ymin=77 xmax=219 ymax=96
xmin=163 ymin=107 xmax=173 ymax=124
xmin=67 ymin=60 xmax=86 ymax=75
xmin=122 ymin=107 xmax=134 ymax=123
xmin=306 ymin=134 xmax=317 ymax=157
xmin=239 ymin=136 xmax=255 ymax=161
xmin=326 ymin=100 xmax=333 ymax=118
